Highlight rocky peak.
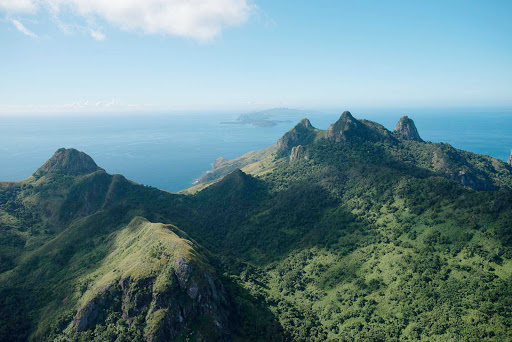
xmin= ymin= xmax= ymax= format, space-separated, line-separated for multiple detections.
xmin=35 ymin=148 xmax=101 ymax=176
xmin=298 ymin=118 xmax=312 ymax=128
xmin=508 ymin=150 xmax=512 ymax=167
xmin=394 ymin=115 xmax=423 ymax=142
xmin=327 ymin=111 xmax=365 ymax=142
xmin=289 ymin=145 xmax=309 ymax=163
xmin=72 ymin=218 xmax=231 ymax=340
xmin=277 ymin=118 xmax=316 ymax=151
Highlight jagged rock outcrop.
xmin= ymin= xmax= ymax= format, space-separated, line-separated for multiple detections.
xmin=72 ymin=218 xmax=232 ymax=341
xmin=394 ymin=115 xmax=423 ymax=142
xmin=432 ymin=149 xmax=498 ymax=190
xmin=277 ymin=118 xmax=316 ymax=151
xmin=327 ymin=111 xmax=365 ymax=142
xmin=289 ymin=145 xmax=309 ymax=163
xmin=35 ymin=148 xmax=101 ymax=176
xmin=508 ymin=150 xmax=512 ymax=167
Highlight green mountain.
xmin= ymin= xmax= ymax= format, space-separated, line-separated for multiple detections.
xmin=1 ymin=113 xmax=512 ymax=341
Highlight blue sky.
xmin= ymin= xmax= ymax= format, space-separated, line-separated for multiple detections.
xmin=1 ymin=0 xmax=511 ymax=114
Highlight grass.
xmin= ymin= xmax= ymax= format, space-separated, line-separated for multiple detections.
xmin=79 ymin=217 xmax=198 ymax=305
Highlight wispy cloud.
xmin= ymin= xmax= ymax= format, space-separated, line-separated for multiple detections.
xmin=1 ymin=0 xmax=254 ymax=41
xmin=10 ymin=18 xmax=37 ymax=37
xmin=90 ymin=29 xmax=105 ymax=41
xmin=0 ymin=99 xmax=147 ymax=114
xmin=0 ymin=0 xmax=37 ymax=13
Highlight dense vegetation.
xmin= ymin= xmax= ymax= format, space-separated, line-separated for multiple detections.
xmin=1 ymin=112 xmax=512 ymax=341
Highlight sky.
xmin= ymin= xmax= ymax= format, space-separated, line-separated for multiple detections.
xmin=1 ymin=0 xmax=511 ymax=114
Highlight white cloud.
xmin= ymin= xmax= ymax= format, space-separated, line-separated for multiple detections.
xmin=1 ymin=0 xmax=253 ymax=41
xmin=10 ymin=18 xmax=37 ymax=37
xmin=0 ymin=0 xmax=37 ymax=13
xmin=90 ymin=29 xmax=105 ymax=41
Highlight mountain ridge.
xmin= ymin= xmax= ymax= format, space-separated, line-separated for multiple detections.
xmin=188 ymin=112 xmax=512 ymax=193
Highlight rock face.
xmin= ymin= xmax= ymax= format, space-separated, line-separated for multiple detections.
xmin=431 ymin=148 xmax=498 ymax=191
xmin=289 ymin=145 xmax=309 ymax=163
xmin=393 ymin=116 xmax=423 ymax=142
xmin=508 ymin=150 xmax=512 ymax=167
xmin=327 ymin=111 xmax=365 ymax=142
xmin=72 ymin=219 xmax=232 ymax=341
xmin=35 ymin=148 xmax=100 ymax=176
xmin=277 ymin=118 xmax=316 ymax=151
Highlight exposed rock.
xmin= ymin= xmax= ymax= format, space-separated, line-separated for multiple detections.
xmin=394 ymin=116 xmax=423 ymax=142
xmin=174 ymin=256 xmax=193 ymax=289
xmin=35 ymin=148 xmax=101 ymax=176
xmin=289 ymin=145 xmax=309 ymax=163
xmin=432 ymin=149 xmax=497 ymax=190
xmin=74 ymin=284 xmax=114 ymax=331
xmin=298 ymin=117 xmax=312 ymax=129
xmin=73 ymin=219 xmax=232 ymax=341
xmin=277 ymin=118 xmax=316 ymax=151
xmin=134 ymin=258 xmax=230 ymax=342
xmin=74 ymin=297 xmax=103 ymax=332
xmin=120 ymin=276 xmax=154 ymax=324
xmin=508 ymin=150 xmax=512 ymax=167
xmin=454 ymin=170 xmax=497 ymax=190
xmin=327 ymin=111 xmax=365 ymax=142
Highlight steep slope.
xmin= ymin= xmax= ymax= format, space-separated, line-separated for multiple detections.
xmin=326 ymin=111 xmax=368 ymax=142
xmin=56 ymin=217 xmax=231 ymax=341
xmin=276 ymin=118 xmax=318 ymax=151
xmin=35 ymin=148 xmax=102 ymax=176
xmin=393 ymin=115 xmax=423 ymax=141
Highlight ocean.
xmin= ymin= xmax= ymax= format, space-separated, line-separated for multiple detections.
xmin=1 ymin=109 xmax=511 ymax=192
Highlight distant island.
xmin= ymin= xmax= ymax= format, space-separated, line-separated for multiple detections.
xmin=221 ymin=107 xmax=312 ymax=127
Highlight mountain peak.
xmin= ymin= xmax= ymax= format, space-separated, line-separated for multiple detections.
xmin=298 ymin=118 xmax=312 ymax=128
xmin=341 ymin=110 xmax=354 ymax=119
xmin=394 ymin=115 xmax=423 ymax=142
xmin=508 ymin=150 xmax=512 ymax=167
xmin=277 ymin=118 xmax=316 ymax=151
xmin=35 ymin=148 xmax=101 ymax=177
xmin=327 ymin=110 xmax=365 ymax=142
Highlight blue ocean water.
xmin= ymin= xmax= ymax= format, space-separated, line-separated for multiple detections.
xmin=0 ymin=110 xmax=511 ymax=192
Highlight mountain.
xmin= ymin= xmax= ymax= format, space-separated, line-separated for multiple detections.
xmin=393 ymin=115 xmax=423 ymax=142
xmin=1 ymin=113 xmax=512 ymax=341
xmin=191 ymin=112 xmax=512 ymax=192
xmin=35 ymin=148 xmax=102 ymax=176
